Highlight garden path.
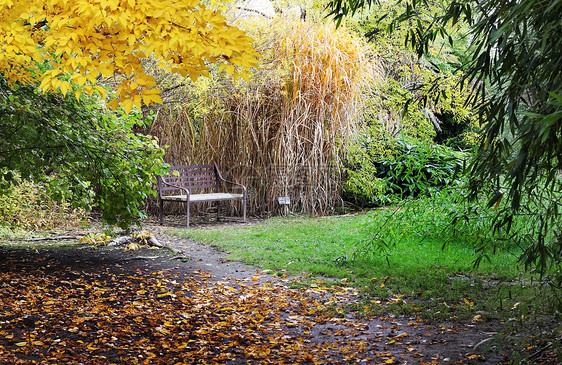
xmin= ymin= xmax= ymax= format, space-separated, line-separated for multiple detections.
xmin=0 ymin=218 xmax=510 ymax=364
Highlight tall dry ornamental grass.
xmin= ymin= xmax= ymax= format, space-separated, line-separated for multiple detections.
xmin=146 ymin=18 xmax=377 ymax=217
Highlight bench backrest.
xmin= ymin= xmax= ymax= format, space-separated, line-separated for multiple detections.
xmin=157 ymin=165 xmax=218 ymax=195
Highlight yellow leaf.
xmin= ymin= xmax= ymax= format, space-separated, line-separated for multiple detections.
xmin=15 ymin=342 xmax=27 ymax=347
xmin=94 ymin=86 xmax=107 ymax=98
xmin=87 ymin=344 xmax=99 ymax=351
xmin=108 ymin=99 xmax=119 ymax=110
xmin=133 ymin=94 xmax=142 ymax=108
xmin=60 ymin=81 xmax=71 ymax=96
xmin=122 ymin=99 xmax=134 ymax=115
xmin=224 ymin=65 xmax=235 ymax=75
xmin=100 ymin=67 xmax=114 ymax=77
xmin=83 ymin=85 xmax=94 ymax=96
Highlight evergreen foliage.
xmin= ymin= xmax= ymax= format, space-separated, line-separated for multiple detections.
xmin=345 ymin=137 xmax=465 ymax=206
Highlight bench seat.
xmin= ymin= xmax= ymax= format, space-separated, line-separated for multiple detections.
xmin=163 ymin=193 xmax=244 ymax=202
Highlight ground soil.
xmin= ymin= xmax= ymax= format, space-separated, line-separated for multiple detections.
xmin=0 ymin=216 xmax=526 ymax=364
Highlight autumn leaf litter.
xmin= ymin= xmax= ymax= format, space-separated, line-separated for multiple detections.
xmin=0 ymin=230 xmax=505 ymax=364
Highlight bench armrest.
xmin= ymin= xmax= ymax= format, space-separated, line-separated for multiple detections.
xmin=158 ymin=176 xmax=191 ymax=197
xmin=214 ymin=164 xmax=246 ymax=195
xmin=221 ymin=179 xmax=247 ymax=195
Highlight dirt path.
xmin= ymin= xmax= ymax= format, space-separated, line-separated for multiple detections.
xmin=144 ymin=220 xmax=509 ymax=364
xmin=144 ymin=221 xmax=264 ymax=281
xmin=0 ymin=219 xmax=510 ymax=364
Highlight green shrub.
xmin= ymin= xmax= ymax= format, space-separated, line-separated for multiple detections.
xmin=0 ymin=176 xmax=86 ymax=231
xmin=344 ymin=137 xmax=466 ymax=206
xmin=1 ymin=76 xmax=166 ymax=230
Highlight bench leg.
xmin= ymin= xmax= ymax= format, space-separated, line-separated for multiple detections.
xmin=159 ymin=199 xmax=164 ymax=225
xmin=243 ymin=197 xmax=247 ymax=223
xmin=186 ymin=202 xmax=190 ymax=228
xmin=217 ymin=201 xmax=220 ymax=222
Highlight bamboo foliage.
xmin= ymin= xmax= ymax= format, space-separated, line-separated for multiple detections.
xmin=146 ymin=18 xmax=377 ymax=216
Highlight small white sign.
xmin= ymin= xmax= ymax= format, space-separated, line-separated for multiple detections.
xmin=277 ymin=196 xmax=291 ymax=205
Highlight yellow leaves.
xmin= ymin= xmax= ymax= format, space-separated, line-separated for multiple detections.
xmin=1 ymin=0 xmax=259 ymax=113
xmin=94 ymin=85 xmax=108 ymax=98
xmin=0 ymin=0 xmax=15 ymax=7
xmin=143 ymin=93 xmax=162 ymax=106
xmin=71 ymin=74 xmax=88 ymax=86
xmin=107 ymin=98 xmax=120 ymax=110
xmin=472 ymin=314 xmax=482 ymax=322
xmin=0 ymin=255 xmax=450 ymax=364
xmin=156 ymin=291 xmax=175 ymax=298
xmin=141 ymin=88 xmax=162 ymax=105
xmin=125 ymin=242 xmax=141 ymax=251
xmin=223 ymin=64 xmax=235 ymax=76
xmin=80 ymin=232 xmax=111 ymax=245
xmin=466 ymin=354 xmax=487 ymax=361
xmin=86 ymin=343 xmax=100 ymax=351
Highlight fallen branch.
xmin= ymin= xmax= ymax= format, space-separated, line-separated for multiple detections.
xmin=147 ymin=236 xmax=163 ymax=247
xmin=107 ymin=235 xmax=163 ymax=248
xmin=20 ymin=235 xmax=83 ymax=242
xmin=117 ymin=256 xmax=162 ymax=261
xmin=107 ymin=236 xmax=130 ymax=247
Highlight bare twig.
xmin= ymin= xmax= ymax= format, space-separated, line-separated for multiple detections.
xmin=20 ymin=235 xmax=83 ymax=242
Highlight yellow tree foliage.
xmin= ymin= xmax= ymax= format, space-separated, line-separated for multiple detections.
xmin=0 ymin=0 xmax=259 ymax=113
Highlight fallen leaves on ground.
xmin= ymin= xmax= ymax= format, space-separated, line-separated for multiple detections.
xmin=0 ymin=259 xmax=375 ymax=364
xmin=0 ymin=252 xmax=511 ymax=364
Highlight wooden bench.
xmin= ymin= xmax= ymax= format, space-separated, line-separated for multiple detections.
xmin=157 ymin=164 xmax=246 ymax=227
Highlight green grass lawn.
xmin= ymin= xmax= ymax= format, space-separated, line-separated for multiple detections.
xmin=169 ymin=213 xmax=536 ymax=321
